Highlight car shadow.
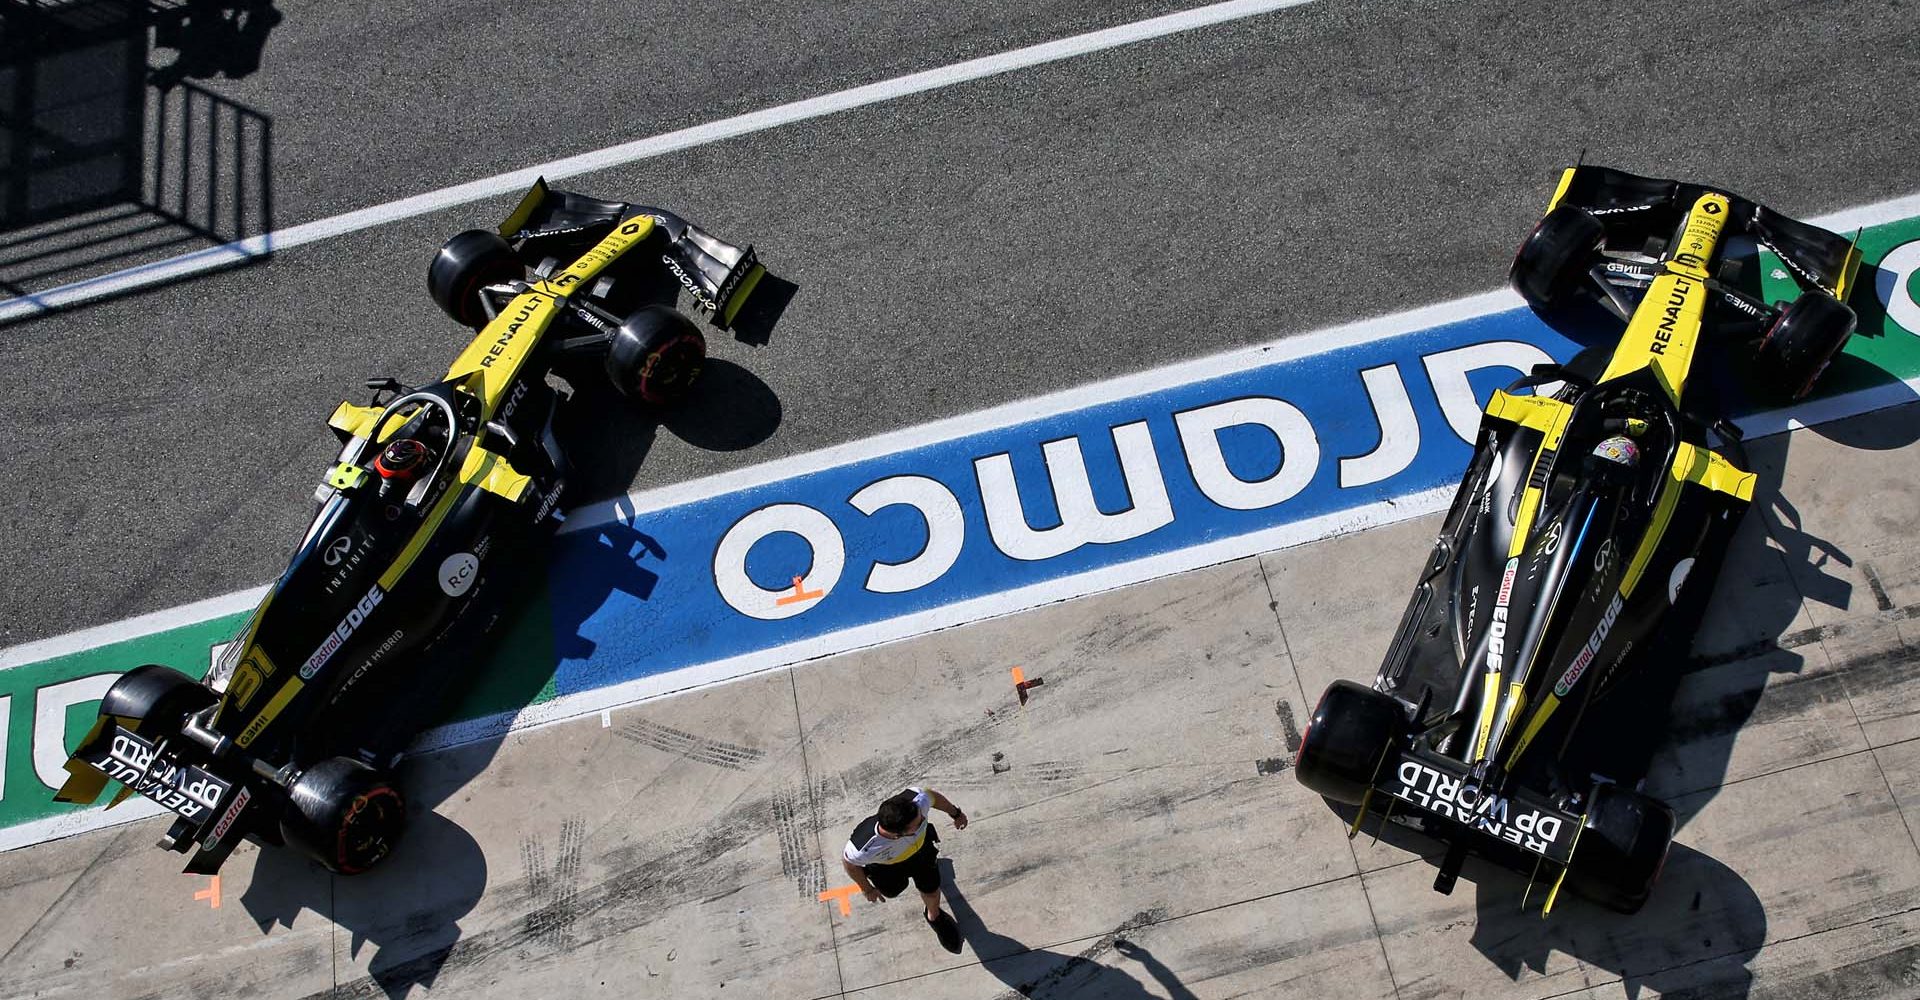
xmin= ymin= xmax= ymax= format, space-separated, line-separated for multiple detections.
xmin=940 ymin=859 xmax=1199 ymax=999
xmin=228 ymin=352 xmax=785 ymax=998
xmin=552 ymin=356 xmax=785 ymax=503
xmin=1319 ymin=284 xmax=1920 ymax=995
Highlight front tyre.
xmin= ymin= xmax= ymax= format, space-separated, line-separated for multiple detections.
xmin=1510 ymin=205 xmax=1604 ymax=313
xmin=428 ymin=229 xmax=525 ymax=329
xmin=1295 ymin=680 xmax=1405 ymax=805
xmin=1756 ymin=290 xmax=1856 ymax=400
xmin=1564 ymin=783 xmax=1675 ymax=914
xmin=279 ymin=757 xmax=407 ymax=875
xmin=605 ymin=305 xmax=706 ymax=407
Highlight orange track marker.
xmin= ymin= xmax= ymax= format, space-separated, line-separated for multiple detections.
xmin=775 ymin=575 xmax=825 ymax=606
xmin=818 ymin=883 xmax=861 ymax=916
xmin=1012 ymin=666 xmax=1045 ymax=705
xmin=194 ymin=875 xmax=221 ymax=910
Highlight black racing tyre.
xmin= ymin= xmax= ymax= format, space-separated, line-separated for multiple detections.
xmin=1510 ymin=205 xmax=1605 ymax=312
xmin=99 ymin=664 xmax=215 ymax=740
xmin=1756 ymin=290 xmax=1857 ymax=400
xmin=428 ymin=229 xmax=525 ymax=329
xmin=1295 ymin=680 xmax=1405 ymax=805
xmin=604 ymin=305 xmax=706 ymax=407
xmin=1564 ymin=783 xmax=1675 ymax=914
xmin=279 ymin=757 xmax=407 ymax=875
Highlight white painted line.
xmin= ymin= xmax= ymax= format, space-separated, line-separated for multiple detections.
xmin=0 ymin=0 xmax=1316 ymax=324
xmin=8 ymin=185 xmax=1920 ymax=849
xmin=5 ymin=180 xmax=1918 ymax=668
xmin=569 ymin=191 xmax=1920 ymax=523
xmin=565 ymin=289 xmax=1526 ymax=525
xmin=0 ymin=586 xmax=267 ymax=671
xmin=0 ymin=798 xmax=167 ymax=854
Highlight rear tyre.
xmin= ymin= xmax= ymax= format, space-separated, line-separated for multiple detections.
xmin=605 ymin=305 xmax=706 ymax=407
xmin=1756 ymin=290 xmax=1856 ymax=400
xmin=279 ymin=757 xmax=407 ymax=875
xmin=1565 ymin=783 xmax=1675 ymax=914
xmin=1510 ymin=206 xmax=1605 ymax=312
xmin=428 ymin=229 xmax=525 ymax=329
xmin=1295 ymin=680 xmax=1405 ymax=805
xmin=99 ymin=664 xmax=214 ymax=739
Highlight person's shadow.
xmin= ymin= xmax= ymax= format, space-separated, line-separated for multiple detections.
xmin=941 ymin=859 xmax=1198 ymax=999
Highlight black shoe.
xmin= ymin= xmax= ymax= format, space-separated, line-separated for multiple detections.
xmin=927 ymin=909 xmax=963 ymax=954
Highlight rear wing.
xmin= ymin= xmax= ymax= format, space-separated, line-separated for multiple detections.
xmin=1372 ymin=744 xmax=1581 ymax=864
xmin=1546 ymin=164 xmax=1863 ymax=300
xmin=55 ymin=719 xmax=254 ymax=873
xmin=1354 ymin=741 xmax=1592 ymax=913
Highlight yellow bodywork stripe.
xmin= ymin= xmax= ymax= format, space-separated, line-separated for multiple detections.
xmin=1544 ymin=167 xmax=1578 ymax=213
xmin=329 ymin=401 xmax=385 ymax=439
xmin=444 ymin=290 xmax=563 ymax=414
xmin=497 ymin=178 xmax=551 ymax=238
xmin=1507 ymin=691 xmax=1563 ymax=770
xmin=230 ymin=447 xmax=529 ymax=746
xmin=1485 ymin=390 xmax=1568 ymax=433
xmin=1472 ymin=677 xmax=1502 ymax=762
xmin=380 ymin=446 xmax=486 ymax=590
xmin=1507 ymin=402 xmax=1575 ymax=560
xmin=212 ymin=592 xmax=279 ymax=729
xmin=1542 ymin=813 xmax=1590 ymax=916
xmin=235 ymin=676 xmax=304 ymax=749
xmin=1599 ymin=193 xmax=1729 ymax=404
xmin=720 ymin=262 xmax=766 ymax=327
xmin=1502 ymin=442 xmax=1751 ymax=766
xmin=1833 ymin=243 xmax=1863 ymax=301
xmin=1501 ymin=681 xmax=1527 ymax=733
xmin=53 ymin=716 xmax=116 ymax=803
xmin=446 ymin=216 xmax=657 ymax=421
xmin=1621 ymin=442 xmax=1750 ymax=597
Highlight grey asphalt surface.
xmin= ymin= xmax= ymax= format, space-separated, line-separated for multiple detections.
xmin=3 ymin=0 xmax=1918 ymax=645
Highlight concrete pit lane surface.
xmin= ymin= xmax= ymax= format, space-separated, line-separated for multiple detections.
xmin=5 ymin=0 xmax=1920 ymax=997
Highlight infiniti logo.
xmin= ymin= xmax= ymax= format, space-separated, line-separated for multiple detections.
xmin=323 ymin=536 xmax=353 ymax=566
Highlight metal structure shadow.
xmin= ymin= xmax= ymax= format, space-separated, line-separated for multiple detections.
xmin=0 ymin=0 xmax=275 ymax=304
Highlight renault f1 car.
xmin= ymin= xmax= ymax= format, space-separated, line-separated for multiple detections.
xmin=54 ymin=179 xmax=777 ymax=875
xmin=1295 ymin=165 xmax=1862 ymax=913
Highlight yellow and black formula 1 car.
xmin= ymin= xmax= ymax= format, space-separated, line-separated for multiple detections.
xmin=1295 ymin=165 xmax=1861 ymax=914
xmin=53 ymin=180 xmax=778 ymax=875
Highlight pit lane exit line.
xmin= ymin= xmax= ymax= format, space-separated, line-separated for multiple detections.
xmin=0 ymin=0 xmax=1316 ymax=324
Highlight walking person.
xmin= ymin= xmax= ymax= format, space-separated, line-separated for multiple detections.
xmin=842 ymin=786 xmax=968 ymax=953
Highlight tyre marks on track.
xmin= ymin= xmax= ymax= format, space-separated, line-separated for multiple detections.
xmin=521 ymin=818 xmax=586 ymax=949
xmin=614 ymin=718 xmax=766 ymax=771
xmin=773 ymin=787 xmax=825 ymax=899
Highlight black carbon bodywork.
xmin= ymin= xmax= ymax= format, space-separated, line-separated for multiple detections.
xmin=55 ymin=181 xmax=780 ymax=874
xmin=1298 ymin=164 xmax=1860 ymax=913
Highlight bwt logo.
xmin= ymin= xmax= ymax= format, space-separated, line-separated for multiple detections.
xmin=710 ymin=342 xmax=1553 ymax=620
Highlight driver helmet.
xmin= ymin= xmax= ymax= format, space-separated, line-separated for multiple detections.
xmin=373 ymin=438 xmax=432 ymax=482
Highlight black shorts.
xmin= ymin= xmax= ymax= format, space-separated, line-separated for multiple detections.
xmin=866 ymin=826 xmax=941 ymax=897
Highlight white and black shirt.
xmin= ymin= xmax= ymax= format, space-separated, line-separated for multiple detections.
xmin=843 ymin=787 xmax=933 ymax=866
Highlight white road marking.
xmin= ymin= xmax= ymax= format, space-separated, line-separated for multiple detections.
xmin=4 ymin=186 xmax=1919 ymax=671
xmin=5 ymin=189 xmax=1919 ymax=851
xmin=0 ymin=0 xmax=1316 ymax=324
